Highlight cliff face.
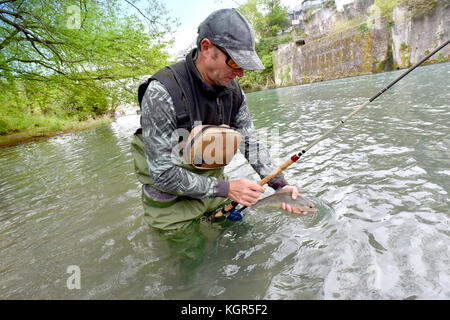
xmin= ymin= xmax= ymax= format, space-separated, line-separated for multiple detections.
xmin=274 ymin=1 xmax=450 ymax=87
xmin=391 ymin=2 xmax=450 ymax=68
xmin=274 ymin=23 xmax=391 ymax=86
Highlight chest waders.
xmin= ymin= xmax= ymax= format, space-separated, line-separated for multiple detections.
xmin=131 ymin=132 xmax=231 ymax=231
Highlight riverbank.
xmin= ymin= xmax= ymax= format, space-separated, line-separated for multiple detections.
xmin=0 ymin=116 xmax=113 ymax=149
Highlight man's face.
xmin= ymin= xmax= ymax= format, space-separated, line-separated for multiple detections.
xmin=200 ymin=41 xmax=244 ymax=87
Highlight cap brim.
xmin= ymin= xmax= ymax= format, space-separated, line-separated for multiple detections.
xmin=227 ymin=48 xmax=265 ymax=70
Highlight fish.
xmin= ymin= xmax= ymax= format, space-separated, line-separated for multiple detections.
xmin=251 ymin=190 xmax=318 ymax=213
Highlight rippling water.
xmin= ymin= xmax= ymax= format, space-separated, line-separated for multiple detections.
xmin=1 ymin=62 xmax=449 ymax=299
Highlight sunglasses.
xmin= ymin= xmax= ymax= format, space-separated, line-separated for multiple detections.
xmin=213 ymin=45 xmax=242 ymax=70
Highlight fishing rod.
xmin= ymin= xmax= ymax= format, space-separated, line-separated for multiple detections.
xmin=215 ymin=38 xmax=450 ymax=221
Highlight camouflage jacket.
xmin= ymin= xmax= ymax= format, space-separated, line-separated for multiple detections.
xmin=140 ymin=79 xmax=288 ymax=200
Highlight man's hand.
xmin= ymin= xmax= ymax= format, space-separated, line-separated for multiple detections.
xmin=228 ymin=179 xmax=264 ymax=207
xmin=280 ymin=185 xmax=309 ymax=215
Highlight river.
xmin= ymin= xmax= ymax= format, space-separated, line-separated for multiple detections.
xmin=1 ymin=62 xmax=449 ymax=300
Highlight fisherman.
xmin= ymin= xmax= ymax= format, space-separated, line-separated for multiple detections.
xmin=131 ymin=8 xmax=303 ymax=234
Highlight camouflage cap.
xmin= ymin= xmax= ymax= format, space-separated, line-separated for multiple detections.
xmin=197 ymin=8 xmax=264 ymax=70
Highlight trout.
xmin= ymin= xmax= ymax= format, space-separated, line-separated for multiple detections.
xmin=252 ymin=191 xmax=318 ymax=213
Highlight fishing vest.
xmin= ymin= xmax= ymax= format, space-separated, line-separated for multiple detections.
xmin=138 ymin=49 xmax=243 ymax=130
xmin=132 ymin=50 xmax=244 ymax=220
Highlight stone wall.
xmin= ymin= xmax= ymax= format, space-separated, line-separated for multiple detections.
xmin=391 ymin=1 xmax=450 ymax=68
xmin=274 ymin=24 xmax=390 ymax=86
xmin=274 ymin=1 xmax=450 ymax=87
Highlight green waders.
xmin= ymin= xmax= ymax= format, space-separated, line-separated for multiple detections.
xmin=131 ymin=132 xmax=234 ymax=280
xmin=131 ymin=132 xmax=231 ymax=231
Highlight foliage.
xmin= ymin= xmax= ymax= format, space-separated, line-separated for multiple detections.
xmin=237 ymin=34 xmax=292 ymax=92
xmin=304 ymin=7 xmax=317 ymax=23
xmin=0 ymin=0 xmax=176 ymax=135
xmin=371 ymin=0 xmax=398 ymax=25
xmin=237 ymin=0 xmax=290 ymax=38
xmin=398 ymin=0 xmax=439 ymax=18
xmin=323 ymin=0 xmax=336 ymax=8
xmin=236 ymin=0 xmax=292 ymax=92
xmin=264 ymin=0 xmax=291 ymax=36
xmin=238 ymin=0 xmax=292 ymax=91
xmin=279 ymin=64 xmax=291 ymax=85
xmin=357 ymin=22 xmax=370 ymax=33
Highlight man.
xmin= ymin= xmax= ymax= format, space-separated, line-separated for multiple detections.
xmin=131 ymin=8 xmax=302 ymax=232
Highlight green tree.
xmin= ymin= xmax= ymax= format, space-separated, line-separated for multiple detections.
xmin=0 ymin=0 xmax=177 ymax=135
xmin=264 ymin=0 xmax=290 ymax=37
xmin=0 ymin=0 xmax=175 ymax=82
xmin=237 ymin=0 xmax=291 ymax=91
xmin=238 ymin=0 xmax=290 ymax=38
xmin=236 ymin=0 xmax=266 ymax=37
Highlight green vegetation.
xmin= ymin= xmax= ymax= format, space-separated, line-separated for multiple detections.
xmin=399 ymin=41 xmax=412 ymax=67
xmin=238 ymin=0 xmax=290 ymax=38
xmin=357 ymin=22 xmax=370 ymax=33
xmin=237 ymin=0 xmax=292 ymax=91
xmin=0 ymin=0 xmax=176 ymax=142
xmin=304 ymin=7 xmax=317 ymax=23
xmin=0 ymin=115 xmax=112 ymax=148
xmin=238 ymin=34 xmax=292 ymax=91
xmin=323 ymin=1 xmax=336 ymax=9
xmin=372 ymin=0 xmax=399 ymax=17
xmin=371 ymin=0 xmax=398 ymax=26
xmin=279 ymin=64 xmax=292 ymax=85
xmin=398 ymin=0 xmax=439 ymax=18
xmin=378 ymin=38 xmax=394 ymax=72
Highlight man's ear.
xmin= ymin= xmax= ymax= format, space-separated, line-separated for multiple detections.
xmin=199 ymin=38 xmax=214 ymax=52
xmin=198 ymin=38 xmax=215 ymax=61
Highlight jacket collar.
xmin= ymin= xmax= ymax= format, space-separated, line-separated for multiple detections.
xmin=186 ymin=49 xmax=234 ymax=97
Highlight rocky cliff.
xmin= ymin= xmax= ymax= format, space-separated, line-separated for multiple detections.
xmin=274 ymin=0 xmax=450 ymax=87
xmin=391 ymin=2 xmax=450 ymax=68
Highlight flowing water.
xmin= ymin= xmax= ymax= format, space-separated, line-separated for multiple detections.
xmin=1 ymin=62 xmax=449 ymax=300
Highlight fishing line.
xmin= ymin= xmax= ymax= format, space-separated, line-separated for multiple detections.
xmin=215 ymin=38 xmax=450 ymax=221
